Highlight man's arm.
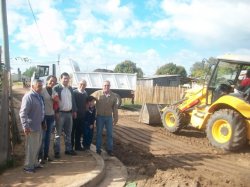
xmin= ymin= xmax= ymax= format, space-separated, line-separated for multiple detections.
xmin=112 ymin=96 xmax=118 ymax=125
xmin=19 ymin=94 xmax=32 ymax=134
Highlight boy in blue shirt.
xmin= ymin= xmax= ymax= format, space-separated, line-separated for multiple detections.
xmin=83 ymin=96 xmax=96 ymax=150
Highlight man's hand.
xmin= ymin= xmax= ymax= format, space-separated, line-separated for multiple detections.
xmin=42 ymin=122 xmax=47 ymax=130
xmin=23 ymin=128 xmax=31 ymax=136
xmin=72 ymin=112 xmax=77 ymax=119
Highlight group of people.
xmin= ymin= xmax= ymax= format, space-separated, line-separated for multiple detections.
xmin=19 ymin=72 xmax=118 ymax=173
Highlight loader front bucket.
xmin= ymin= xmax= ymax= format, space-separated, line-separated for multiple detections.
xmin=139 ymin=103 xmax=162 ymax=125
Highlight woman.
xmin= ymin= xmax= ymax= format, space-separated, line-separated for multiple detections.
xmin=39 ymin=75 xmax=57 ymax=162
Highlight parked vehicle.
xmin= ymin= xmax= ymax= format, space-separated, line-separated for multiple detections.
xmin=161 ymin=54 xmax=250 ymax=151
xmin=32 ymin=59 xmax=137 ymax=106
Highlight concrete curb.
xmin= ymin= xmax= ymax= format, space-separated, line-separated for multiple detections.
xmin=67 ymin=146 xmax=105 ymax=187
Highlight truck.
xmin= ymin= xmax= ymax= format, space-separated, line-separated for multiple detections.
xmin=159 ymin=54 xmax=250 ymax=151
xmin=32 ymin=59 xmax=137 ymax=105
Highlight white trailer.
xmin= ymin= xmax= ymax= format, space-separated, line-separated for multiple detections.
xmin=32 ymin=59 xmax=137 ymax=104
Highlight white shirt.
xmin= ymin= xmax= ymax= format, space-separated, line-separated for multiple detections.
xmin=59 ymin=86 xmax=72 ymax=111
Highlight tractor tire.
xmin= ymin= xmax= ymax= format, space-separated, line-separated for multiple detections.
xmin=206 ymin=109 xmax=247 ymax=151
xmin=161 ymin=106 xmax=188 ymax=133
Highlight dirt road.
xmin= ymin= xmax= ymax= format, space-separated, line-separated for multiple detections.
xmin=113 ymin=110 xmax=250 ymax=187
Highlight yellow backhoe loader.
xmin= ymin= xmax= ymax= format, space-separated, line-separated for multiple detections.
xmin=161 ymin=54 xmax=250 ymax=151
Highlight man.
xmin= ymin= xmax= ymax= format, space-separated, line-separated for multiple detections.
xmin=53 ymin=72 xmax=77 ymax=158
xmin=19 ymin=79 xmax=45 ymax=173
xmin=72 ymin=80 xmax=88 ymax=151
xmin=91 ymin=80 xmax=118 ymax=156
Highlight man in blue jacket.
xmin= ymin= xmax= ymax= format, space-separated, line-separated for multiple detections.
xmin=19 ymin=79 xmax=45 ymax=173
xmin=53 ymin=72 xmax=77 ymax=158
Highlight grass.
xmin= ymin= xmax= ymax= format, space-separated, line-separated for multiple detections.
xmin=0 ymin=158 xmax=15 ymax=174
xmin=120 ymin=101 xmax=142 ymax=111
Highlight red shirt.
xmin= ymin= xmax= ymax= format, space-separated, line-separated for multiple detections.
xmin=241 ymin=78 xmax=250 ymax=87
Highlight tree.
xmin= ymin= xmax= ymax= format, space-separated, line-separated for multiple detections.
xmin=156 ymin=63 xmax=187 ymax=77
xmin=114 ymin=60 xmax=144 ymax=78
xmin=190 ymin=57 xmax=217 ymax=78
xmin=22 ymin=66 xmax=37 ymax=78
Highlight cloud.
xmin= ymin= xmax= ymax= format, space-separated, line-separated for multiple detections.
xmin=161 ymin=0 xmax=250 ymax=49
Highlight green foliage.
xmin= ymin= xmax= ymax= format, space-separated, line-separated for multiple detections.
xmin=22 ymin=66 xmax=37 ymax=78
xmin=114 ymin=60 xmax=144 ymax=78
xmin=156 ymin=63 xmax=187 ymax=77
xmin=190 ymin=57 xmax=217 ymax=78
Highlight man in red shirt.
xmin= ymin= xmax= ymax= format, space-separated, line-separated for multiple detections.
xmin=241 ymin=70 xmax=250 ymax=87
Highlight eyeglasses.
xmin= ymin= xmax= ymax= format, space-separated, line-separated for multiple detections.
xmin=104 ymin=85 xmax=110 ymax=87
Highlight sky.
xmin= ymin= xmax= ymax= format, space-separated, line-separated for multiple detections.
xmin=1 ymin=0 xmax=250 ymax=76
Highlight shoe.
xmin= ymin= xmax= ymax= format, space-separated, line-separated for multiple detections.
xmin=107 ymin=151 xmax=114 ymax=157
xmin=96 ymin=150 xmax=102 ymax=155
xmin=65 ymin=150 xmax=77 ymax=155
xmin=44 ymin=157 xmax=53 ymax=162
xmin=75 ymin=147 xmax=84 ymax=151
xmin=35 ymin=164 xmax=44 ymax=169
xmin=23 ymin=168 xmax=35 ymax=173
xmin=54 ymin=152 xmax=61 ymax=159
xmin=39 ymin=159 xmax=45 ymax=165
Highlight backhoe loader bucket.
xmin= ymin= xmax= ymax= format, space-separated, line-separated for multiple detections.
xmin=139 ymin=103 xmax=162 ymax=125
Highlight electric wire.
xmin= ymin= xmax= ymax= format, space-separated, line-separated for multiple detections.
xmin=27 ymin=0 xmax=48 ymax=52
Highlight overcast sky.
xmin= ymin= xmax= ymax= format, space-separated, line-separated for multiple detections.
xmin=1 ymin=0 xmax=250 ymax=76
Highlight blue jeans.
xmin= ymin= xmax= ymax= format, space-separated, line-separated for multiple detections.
xmin=83 ymin=121 xmax=94 ymax=148
xmin=40 ymin=115 xmax=55 ymax=158
xmin=54 ymin=112 xmax=73 ymax=154
xmin=96 ymin=115 xmax=113 ymax=152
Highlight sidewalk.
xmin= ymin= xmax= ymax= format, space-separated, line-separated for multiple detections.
xmin=0 ymin=146 xmax=104 ymax=187
xmin=0 ymin=144 xmax=127 ymax=187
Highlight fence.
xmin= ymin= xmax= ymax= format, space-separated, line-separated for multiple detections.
xmin=135 ymin=85 xmax=187 ymax=104
xmin=0 ymin=67 xmax=21 ymax=166
xmin=0 ymin=69 xmax=10 ymax=164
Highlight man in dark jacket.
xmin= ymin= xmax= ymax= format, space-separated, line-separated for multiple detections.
xmin=72 ymin=80 xmax=88 ymax=151
xmin=53 ymin=72 xmax=77 ymax=158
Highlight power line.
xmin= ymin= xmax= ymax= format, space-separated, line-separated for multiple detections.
xmin=27 ymin=0 xmax=48 ymax=52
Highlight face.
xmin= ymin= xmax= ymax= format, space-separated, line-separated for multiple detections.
xmin=47 ymin=77 xmax=57 ymax=88
xmin=32 ymin=81 xmax=43 ymax=94
xmin=89 ymin=100 xmax=95 ymax=107
xmin=61 ymin=75 xmax=70 ymax=86
xmin=103 ymin=81 xmax=110 ymax=93
xmin=78 ymin=81 xmax=87 ymax=91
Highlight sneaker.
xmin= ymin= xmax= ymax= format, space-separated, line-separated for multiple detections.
xmin=39 ymin=159 xmax=45 ymax=165
xmin=35 ymin=164 xmax=44 ymax=169
xmin=107 ymin=151 xmax=114 ymax=157
xmin=55 ymin=152 xmax=61 ymax=159
xmin=96 ymin=150 xmax=102 ymax=155
xmin=44 ymin=157 xmax=53 ymax=162
xmin=23 ymin=168 xmax=35 ymax=173
xmin=65 ymin=150 xmax=77 ymax=155
xmin=75 ymin=147 xmax=84 ymax=151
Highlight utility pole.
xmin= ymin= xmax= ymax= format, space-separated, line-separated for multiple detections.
xmin=1 ymin=0 xmax=10 ymax=71
xmin=0 ymin=0 xmax=11 ymax=163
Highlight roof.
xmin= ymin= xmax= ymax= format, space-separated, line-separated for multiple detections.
xmin=217 ymin=54 xmax=250 ymax=65
xmin=139 ymin=74 xmax=180 ymax=80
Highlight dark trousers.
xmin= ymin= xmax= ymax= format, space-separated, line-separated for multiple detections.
xmin=83 ymin=122 xmax=94 ymax=148
xmin=71 ymin=117 xmax=84 ymax=150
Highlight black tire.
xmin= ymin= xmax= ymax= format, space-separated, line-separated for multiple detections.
xmin=161 ymin=106 xmax=189 ymax=133
xmin=206 ymin=109 xmax=247 ymax=151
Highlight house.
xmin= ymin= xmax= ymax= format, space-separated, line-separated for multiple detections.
xmin=137 ymin=74 xmax=182 ymax=87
